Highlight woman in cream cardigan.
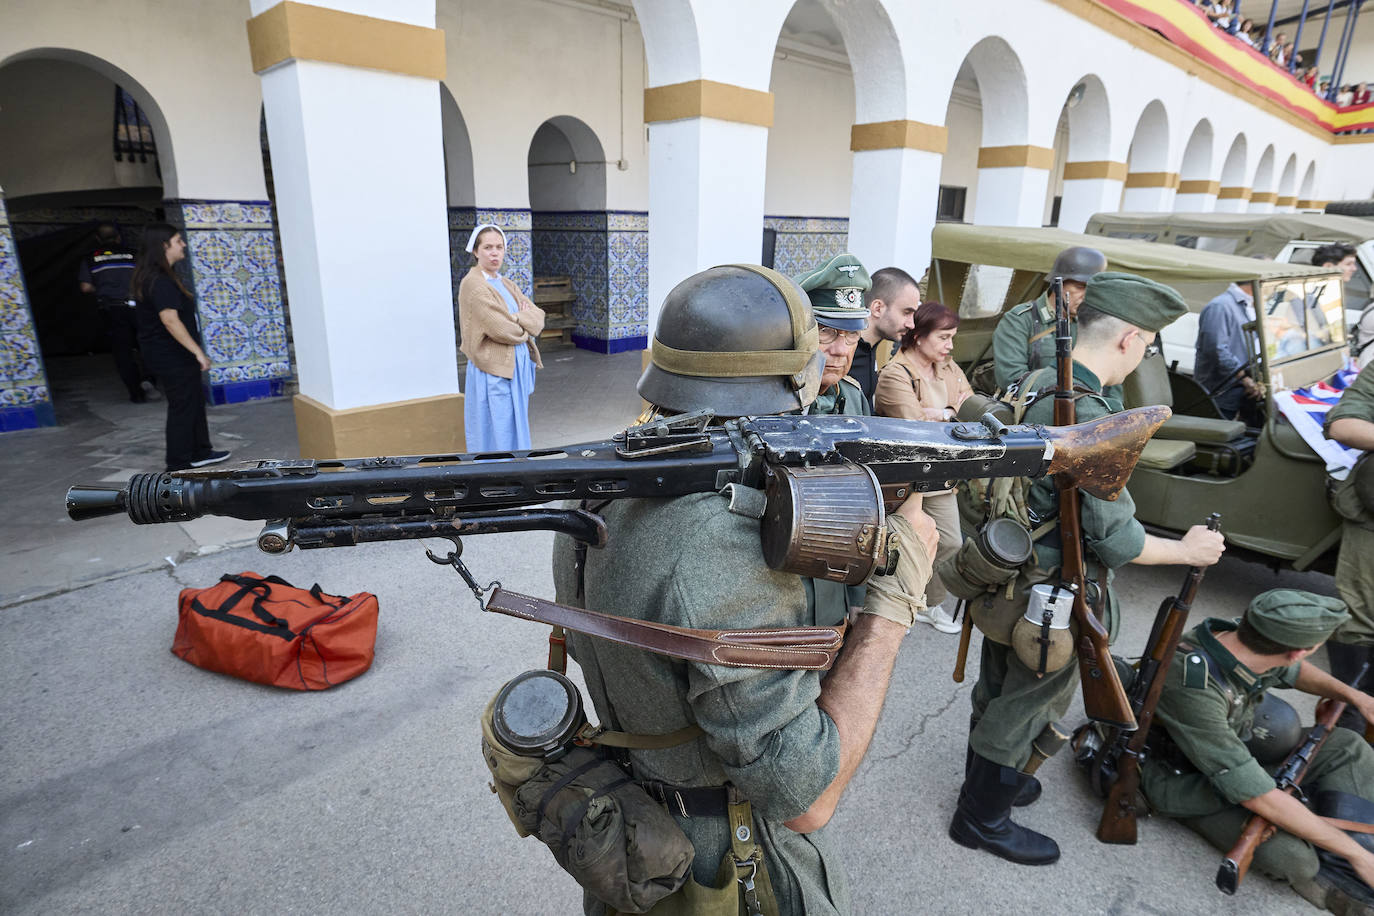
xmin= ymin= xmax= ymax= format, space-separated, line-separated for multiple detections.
xmin=459 ymin=224 xmax=545 ymax=451
xmin=874 ymin=300 xmax=973 ymax=634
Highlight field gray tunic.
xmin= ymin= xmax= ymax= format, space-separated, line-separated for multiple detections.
xmin=552 ymin=492 xmax=847 ymax=915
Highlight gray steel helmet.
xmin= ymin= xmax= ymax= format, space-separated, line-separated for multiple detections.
xmin=1050 ymin=246 xmax=1108 ymax=284
xmin=1243 ymin=691 xmax=1304 ymax=766
xmin=639 ymin=264 xmax=824 ymax=417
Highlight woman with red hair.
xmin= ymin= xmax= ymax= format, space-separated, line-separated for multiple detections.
xmin=874 ymin=300 xmax=973 ymax=633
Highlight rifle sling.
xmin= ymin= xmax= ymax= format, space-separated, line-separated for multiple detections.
xmin=1323 ymin=817 xmax=1374 ymax=836
xmin=485 ymin=587 xmax=847 ymax=671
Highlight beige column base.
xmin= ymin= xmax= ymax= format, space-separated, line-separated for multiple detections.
xmin=293 ymin=391 xmax=465 ymax=459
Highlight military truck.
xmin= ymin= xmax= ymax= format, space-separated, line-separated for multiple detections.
xmin=1084 ymin=212 xmax=1373 ymax=368
xmin=929 ymin=223 xmax=1347 ymax=572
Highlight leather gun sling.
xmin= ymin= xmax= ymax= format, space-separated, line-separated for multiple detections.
xmin=485 ymin=588 xmax=846 ymax=671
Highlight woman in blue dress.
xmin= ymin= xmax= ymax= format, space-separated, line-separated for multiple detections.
xmin=457 ymin=224 xmax=544 ymax=451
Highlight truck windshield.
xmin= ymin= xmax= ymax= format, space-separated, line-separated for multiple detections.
xmin=1260 ymin=276 xmax=1346 ymax=364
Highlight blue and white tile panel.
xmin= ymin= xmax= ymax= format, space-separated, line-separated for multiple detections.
xmin=0 ymin=196 xmax=55 ymax=431
xmin=765 ymin=215 xmax=851 ymax=279
xmin=166 ymin=199 xmax=291 ymax=404
xmin=605 ymin=210 xmax=648 ymax=352
xmin=530 ymin=210 xmax=647 ymax=354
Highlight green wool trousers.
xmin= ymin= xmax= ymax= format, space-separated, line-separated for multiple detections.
xmin=1182 ymin=729 xmax=1374 ymax=884
xmin=969 ymin=639 xmax=1079 ymax=771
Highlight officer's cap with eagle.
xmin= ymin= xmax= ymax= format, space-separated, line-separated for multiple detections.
xmin=793 ymin=254 xmax=871 ymax=332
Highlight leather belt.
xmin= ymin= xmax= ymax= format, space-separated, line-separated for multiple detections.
xmin=485 ymin=587 xmax=846 ymax=671
xmin=640 ymin=780 xmax=728 ymax=818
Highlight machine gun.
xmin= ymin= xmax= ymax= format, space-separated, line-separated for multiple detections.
xmin=68 ymin=407 xmax=1167 ymax=621
xmin=1093 ymin=513 xmax=1223 ymax=844
xmin=1216 ymin=660 xmax=1372 ymax=895
xmin=1051 ymin=278 xmax=1138 ymax=731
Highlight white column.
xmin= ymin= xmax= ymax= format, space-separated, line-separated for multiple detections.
xmin=1173 ymin=192 xmax=1217 ymax=212
xmin=1121 ymin=185 xmax=1177 ymax=212
xmin=646 ymin=117 xmax=770 ymax=333
xmin=973 ymin=167 xmax=1052 ymax=226
xmin=1248 ymin=194 xmax=1277 ymax=214
xmin=1215 ymin=191 xmax=1251 ymax=213
xmin=1058 ymin=178 xmax=1125 ymax=232
xmin=250 ymin=0 xmax=459 ymax=455
xmin=847 ymin=147 xmax=943 ymax=273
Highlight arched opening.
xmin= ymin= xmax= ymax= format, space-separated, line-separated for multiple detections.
xmin=1121 ymin=100 xmax=1172 ymax=211
xmin=1217 ymin=133 xmax=1249 ymax=212
xmin=765 ymin=0 xmax=856 ymax=276
xmin=941 ymin=36 xmax=1033 ymax=226
xmin=1176 ymin=119 xmax=1215 ymax=212
xmin=1051 ymin=75 xmax=1113 ymax=232
xmin=1276 ymin=154 xmax=1299 ymax=212
xmin=1251 ymin=145 xmax=1277 ymax=213
xmin=439 ymin=85 xmax=476 ymax=356
xmin=1298 ymin=161 xmax=1319 ymax=209
xmin=527 ymin=115 xmax=610 ymax=351
xmin=0 ymin=49 xmax=173 ymax=427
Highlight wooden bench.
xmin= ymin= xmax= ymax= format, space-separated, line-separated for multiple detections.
xmin=532 ymin=276 xmax=577 ymax=347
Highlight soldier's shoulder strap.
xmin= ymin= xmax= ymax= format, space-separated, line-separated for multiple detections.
xmin=1176 ymin=640 xmax=1233 ymax=700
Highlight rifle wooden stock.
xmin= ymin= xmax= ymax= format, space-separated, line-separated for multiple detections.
xmin=1097 ymin=514 xmax=1222 ymax=845
xmin=1049 ymin=278 xmax=1135 ymax=731
xmin=953 ymin=601 xmax=973 ymax=683
xmin=879 ymin=405 xmax=1171 ymax=512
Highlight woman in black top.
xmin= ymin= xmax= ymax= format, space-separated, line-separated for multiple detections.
xmin=132 ymin=223 xmax=229 ymax=471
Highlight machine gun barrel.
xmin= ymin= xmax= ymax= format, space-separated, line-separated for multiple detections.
xmin=66 ymin=408 xmax=1169 ymax=552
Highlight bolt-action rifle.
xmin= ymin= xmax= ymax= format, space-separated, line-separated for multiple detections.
xmin=1050 ymin=277 xmax=1139 ymax=730
xmin=1094 ymin=513 xmax=1223 ymax=845
xmin=1216 ymin=660 xmax=1372 ymax=895
xmin=67 ymin=407 xmax=1167 ymax=633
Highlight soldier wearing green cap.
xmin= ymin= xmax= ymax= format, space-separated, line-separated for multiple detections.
xmin=951 ymin=272 xmax=1227 ymax=867
xmin=1141 ymin=589 xmax=1374 ymax=911
xmin=1323 ymin=365 xmax=1374 ymax=738
xmin=991 ymin=245 xmax=1107 ymax=392
xmin=793 ymin=254 xmax=874 ymax=624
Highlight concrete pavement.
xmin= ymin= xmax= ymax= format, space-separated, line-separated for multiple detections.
xmin=0 ymin=350 xmax=1341 ymax=914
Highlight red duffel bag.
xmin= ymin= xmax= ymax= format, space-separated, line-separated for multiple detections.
xmin=172 ymin=572 xmax=379 ymax=690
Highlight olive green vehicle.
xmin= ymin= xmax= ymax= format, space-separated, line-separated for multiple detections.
xmin=930 ymin=223 xmax=1347 ymax=571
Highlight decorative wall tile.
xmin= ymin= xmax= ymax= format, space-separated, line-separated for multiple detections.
xmin=166 ymin=199 xmax=291 ymax=404
xmin=764 ymin=215 xmax=850 ymax=278
xmin=529 ymin=210 xmax=647 ymax=353
xmin=0 ymin=195 xmax=55 ymax=430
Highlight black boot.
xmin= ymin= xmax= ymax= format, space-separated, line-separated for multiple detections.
xmin=1326 ymin=642 xmax=1371 ymax=734
xmin=967 ymin=726 xmax=1041 ymax=807
xmin=950 ymin=751 xmax=1060 ymax=865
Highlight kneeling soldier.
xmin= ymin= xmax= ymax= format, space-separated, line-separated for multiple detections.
xmin=1143 ymin=589 xmax=1374 ymax=912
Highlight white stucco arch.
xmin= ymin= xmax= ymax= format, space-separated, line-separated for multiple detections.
xmin=1277 ymin=153 xmax=1299 ymax=201
xmin=1299 ymin=160 xmax=1318 ymax=205
xmin=950 ymin=36 xmax=1031 ymax=148
xmin=439 ymin=85 xmax=475 ymax=210
xmin=1125 ymin=100 xmax=1171 ymax=174
xmin=1179 ymin=119 xmax=1215 ymax=180
xmin=0 ymin=47 xmax=176 ymax=198
xmin=1252 ymin=145 xmax=1277 ymax=193
xmin=1220 ymin=134 xmax=1249 ymax=186
xmin=527 ymin=116 xmax=608 ymax=212
xmin=1063 ymin=75 xmax=1113 ymax=162
xmin=804 ymin=0 xmax=905 ymax=122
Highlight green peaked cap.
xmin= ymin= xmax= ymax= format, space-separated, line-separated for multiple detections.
xmin=1081 ymin=271 xmax=1188 ymax=332
xmin=1246 ymin=588 xmax=1350 ymax=650
xmin=793 ymin=253 xmax=871 ymax=331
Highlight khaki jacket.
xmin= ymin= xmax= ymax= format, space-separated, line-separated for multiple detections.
xmin=873 ymin=347 xmax=973 ymax=421
xmin=458 ymin=267 xmax=545 ymax=379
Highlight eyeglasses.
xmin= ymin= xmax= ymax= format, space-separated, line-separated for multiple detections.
xmin=818 ymin=327 xmax=861 ymax=345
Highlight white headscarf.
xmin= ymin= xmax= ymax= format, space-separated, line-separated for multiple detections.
xmin=465 ymin=223 xmax=507 ymax=253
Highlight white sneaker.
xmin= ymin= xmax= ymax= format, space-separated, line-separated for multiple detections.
xmin=914 ymin=602 xmax=962 ymax=634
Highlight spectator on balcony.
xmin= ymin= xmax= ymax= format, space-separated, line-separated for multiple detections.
xmin=1205 ymin=0 xmax=1234 ymax=30
xmin=1339 ymin=85 xmax=1355 ymax=107
xmin=1354 ymin=83 xmax=1372 ymax=106
xmin=1270 ymin=34 xmax=1289 ymax=66
xmin=1235 ymin=17 xmax=1256 ymax=46
xmin=1302 ymin=66 xmax=1319 ymax=91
